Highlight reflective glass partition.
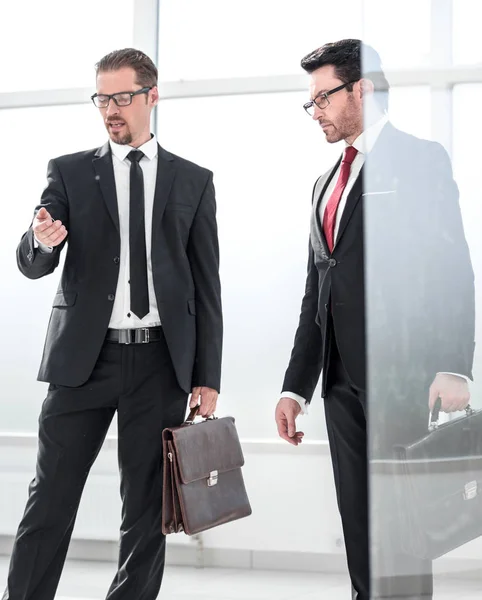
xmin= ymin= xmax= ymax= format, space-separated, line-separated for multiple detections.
xmin=363 ymin=0 xmax=482 ymax=597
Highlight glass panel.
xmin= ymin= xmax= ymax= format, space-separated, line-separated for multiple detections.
xmin=389 ymin=86 xmax=431 ymax=139
xmin=158 ymin=92 xmax=344 ymax=439
xmin=0 ymin=104 xmax=106 ymax=432
xmin=364 ymin=54 xmax=482 ymax=600
xmin=363 ymin=0 xmax=431 ymax=68
xmin=0 ymin=0 xmax=134 ymax=92
xmin=453 ymin=84 xmax=482 ymax=403
xmin=453 ymin=0 xmax=482 ymax=65
xmin=158 ymin=0 xmax=363 ymax=80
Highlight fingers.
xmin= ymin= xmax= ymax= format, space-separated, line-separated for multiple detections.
xmin=441 ymin=394 xmax=470 ymax=413
xmin=199 ymin=393 xmax=217 ymax=417
xmin=428 ymin=384 xmax=440 ymax=412
xmin=191 ymin=387 xmax=218 ymax=417
xmin=429 ymin=373 xmax=470 ymax=413
xmin=34 ymin=218 xmax=68 ymax=247
xmin=189 ymin=387 xmax=201 ymax=408
xmin=275 ymin=405 xmax=304 ymax=446
xmin=36 ymin=207 xmax=52 ymax=221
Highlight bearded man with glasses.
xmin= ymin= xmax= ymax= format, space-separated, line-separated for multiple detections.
xmin=275 ymin=39 xmax=474 ymax=600
xmin=3 ymin=48 xmax=222 ymax=600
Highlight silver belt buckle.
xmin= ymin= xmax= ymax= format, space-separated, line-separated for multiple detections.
xmin=119 ymin=329 xmax=131 ymax=344
xmin=135 ymin=328 xmax=150 ymax=344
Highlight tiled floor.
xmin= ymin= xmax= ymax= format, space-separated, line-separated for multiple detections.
xmin=0 ymin=557 xmax=480 ymax=599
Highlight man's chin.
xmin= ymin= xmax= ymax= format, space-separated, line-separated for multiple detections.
xmin=323 ymin=131 xmax=343 ymax=144
xmin=106 ymin=128 xmax=132 ymax=146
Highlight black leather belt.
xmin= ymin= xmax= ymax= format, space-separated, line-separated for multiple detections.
xmin=106 ymin=327 xmax=162 ymax=344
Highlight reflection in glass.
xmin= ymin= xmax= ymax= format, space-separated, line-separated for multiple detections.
xmin=365 ymin=52 xmax=482 ymax=600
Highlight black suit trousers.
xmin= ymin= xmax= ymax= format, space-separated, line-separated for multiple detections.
xmin=324 ymin=336 xmax=433 ymax=600
xmin=3 ymin=331 xmax=188 ymax=600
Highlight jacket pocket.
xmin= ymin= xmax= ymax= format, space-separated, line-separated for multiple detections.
xmin=187 ymin=299 xmax=196 ymax=315
xmin=52 ymin=291 xmax=77 ymax=307
xmin=165 ymin=203 xmax=193 ymax=213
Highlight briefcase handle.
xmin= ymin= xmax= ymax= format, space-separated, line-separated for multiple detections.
xmin=429 ymin=397 xmax=475 ymax=431
xmin=184 ymin=406 xmax=218 ymax=426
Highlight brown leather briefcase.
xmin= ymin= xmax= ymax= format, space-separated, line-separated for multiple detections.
xmin=161 ymin=407 xmax=252 ymax=536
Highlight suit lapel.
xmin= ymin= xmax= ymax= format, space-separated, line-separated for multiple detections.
xmin=92 ymin=142 xmax=119 ymax=232
xmin=312 ymin=122 xmax=398 ymax=253
xmin=334 ymin=167 xmax=364 ymax=247
xmin=152 ymin=144 xmax=176 ymax=232
xmin=311 ymin=160 xmax=340 ymax=258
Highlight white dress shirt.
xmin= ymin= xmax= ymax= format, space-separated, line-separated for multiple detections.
xmin=280 ymin=116 xmax=465 ymax=415
xmin=36 ymin=134 xmax=162 ymax=329
xmin=108 ymin=134 xmax=161 ymax=329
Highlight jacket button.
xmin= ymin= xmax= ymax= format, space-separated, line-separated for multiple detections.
xmin=113 ymin=256 xmax=120 ymax=264
xmin=328 ymin=258 xmax=337 ymax=267
xmin=108 ymin=294 xmax=115 ymax=301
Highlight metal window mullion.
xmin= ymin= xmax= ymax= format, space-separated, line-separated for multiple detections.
xmin=3 ymin=69 xmax=482 ymax=111
xmin=430 ymin=0 xmax=454 ymax=154
xmin=133 ymin=0 xmax=160 ymax=131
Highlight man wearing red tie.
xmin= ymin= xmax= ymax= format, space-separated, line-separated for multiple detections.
xmin=275 ymin=40 xmax=474 ymax=599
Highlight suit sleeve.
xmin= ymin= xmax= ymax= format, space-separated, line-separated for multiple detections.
xmin=187 ymin=172 xmax=223 ymax=392
xmin=281 ymin=235 xmax=324 ymax=404
xmin=423 ymin=142 xmax=475 ymax=379
xmin=17 ymin=159 xmax=69 ymax=280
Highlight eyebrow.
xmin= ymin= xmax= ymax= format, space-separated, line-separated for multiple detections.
xmin=96 ymin=90 xmax=131 ymax=95
xmin=311 ymin=90 xmax=328 ymax=101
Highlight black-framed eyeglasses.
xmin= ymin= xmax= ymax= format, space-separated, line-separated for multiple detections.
xmin=303 ymin=81 xmax=358 ymax=116
xmin=91 ymin=86 xmax=153 ymax=108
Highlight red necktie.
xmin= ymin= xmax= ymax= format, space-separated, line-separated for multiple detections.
xmin=323 ymin=145 xmax=358 ymax=252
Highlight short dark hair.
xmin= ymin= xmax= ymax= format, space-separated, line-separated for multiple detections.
xmin=95 ymin=48 xmax=158 ymax=88
xmin=301 ymin=39 xmax=389 ymax=111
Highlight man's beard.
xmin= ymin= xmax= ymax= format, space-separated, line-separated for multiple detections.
xmin=107 ymin=124 xmax=133 ymax=145
xmin=322 ymin=97 xmax=361 ymax=143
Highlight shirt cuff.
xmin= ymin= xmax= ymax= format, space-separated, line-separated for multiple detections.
xmin=280 ymin=391 xmax=308 ymax=415
xmin=33 ymin=235 xmax=53 ymax=254
xmin=437 ymin=372 xmax=469 ymax=383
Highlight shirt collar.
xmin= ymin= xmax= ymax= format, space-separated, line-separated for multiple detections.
xmin=109 ymin=133 xmax=158 ymax=162
xmin=349 ymin=113 xmax=389 ymax=155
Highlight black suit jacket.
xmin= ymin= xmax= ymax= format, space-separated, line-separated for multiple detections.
xmin=282 ymin=123 xmax=475 ymax=407
xmin=17 ymin=142 xmax=223 ymax=393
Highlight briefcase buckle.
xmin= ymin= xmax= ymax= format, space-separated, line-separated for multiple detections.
xmin=463 ymin=481 xmax=478 ymax=501
xmin=207 ymin=470 xmax=218 ymax=487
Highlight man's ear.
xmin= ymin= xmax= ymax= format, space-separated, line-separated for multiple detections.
xmin=359 ymin=78 xmax=375 ymax=99
xmin=150 ymin=86 xmax=159 ymax=107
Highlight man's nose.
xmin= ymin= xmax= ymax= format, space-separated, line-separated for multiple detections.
xmin=106 ymin=98 xmax=120 ymax=117
xmin=312 ymin=104 xmax=323 ymax=121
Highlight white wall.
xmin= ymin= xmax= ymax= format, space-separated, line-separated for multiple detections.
xmin=1 ymin=434 xmax=481 ymax=576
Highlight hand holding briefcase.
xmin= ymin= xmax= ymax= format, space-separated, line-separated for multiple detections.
xmin=162 ymin=407 xmax=252 ymax=536
xmin=393 ymin=398 xmax=482 ymax=559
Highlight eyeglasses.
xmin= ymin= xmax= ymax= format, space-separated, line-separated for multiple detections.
xmin=91 ymin=86 xmax=152 ymax=108
xmin=303 ymin=81 xmax=358 ymax=116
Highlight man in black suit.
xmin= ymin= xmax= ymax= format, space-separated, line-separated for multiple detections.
xmin=275 ymin=40 xmax=474 ymax=599
xmin=3 ymin=48 xmax=222 ymax=600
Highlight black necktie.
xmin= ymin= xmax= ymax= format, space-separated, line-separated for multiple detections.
xmin=127 ymin=150 xmax=149 ymax=320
